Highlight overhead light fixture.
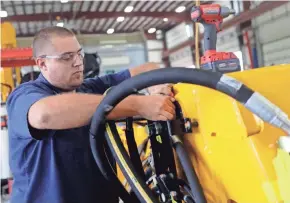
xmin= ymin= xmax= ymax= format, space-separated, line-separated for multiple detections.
xmin=163 ymin=18 xmax=168 ymax=22
xmin=107 ymin=28 xmax=115 ymax=34
xmin=0 ymin=11 xmax=8 ymax=18
xmin=148 ymin=28 xmax=156 ymax=34
xmin=156 ymin=30 xmax=162 ymax=35
xmin=117 ymin=16 xmax=125 ymax=22
xmin=56 ymin=22 xmax=64 ymax=27
xmin=60 ymin=0 xmax=69 ymax=3
xmin=175 ymin=6 xmax=186 ymax=13
xmin=124 ymin=6 xmax=134 ymax=13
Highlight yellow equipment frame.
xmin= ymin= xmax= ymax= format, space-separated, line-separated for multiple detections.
xmin=173 ymin=64 xmax=290 ymax=203
xmin=118 ymin=64 xmax=290 ymax=203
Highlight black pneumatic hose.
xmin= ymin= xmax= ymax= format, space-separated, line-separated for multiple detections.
xmin=173 ymin=139 xmax=206 ymax=203
xmin=89 ymin=68 xmax=255 ymax=203
xmin=105 ymin=122 xmax=156 ymax=203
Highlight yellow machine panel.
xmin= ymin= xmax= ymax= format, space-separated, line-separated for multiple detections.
xmin=117 ymin=65 xmax=290 ymax=203
xmin=173 ymin=64 xmax=290 ymax=203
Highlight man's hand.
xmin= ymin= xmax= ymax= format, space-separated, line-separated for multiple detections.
xmin=147 ymin=84 xmax=174 ymax=96
xmin=136 ymin=95 xmax=176 ymax=121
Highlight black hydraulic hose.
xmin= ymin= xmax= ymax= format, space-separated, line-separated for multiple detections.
xmin=105 ymin=122 xmax=158 ymax=203
xmin=90 ymin=125 xmax=115 ymax=179
xmin=96 ymin=129 xmax=137 ymax=202
xmin=173 ymin=139 xmax=206 ymax=203
xmin=111 ymin=173 xmax=139 ymax=203
xmin=89 ymin=67 xmax=257 ymax=203
xmin=125 ymin=118 xmax=146 ymax=181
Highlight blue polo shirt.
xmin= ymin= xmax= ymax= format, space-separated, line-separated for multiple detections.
xmin=7 ymin=70 xmax=131 ymax=203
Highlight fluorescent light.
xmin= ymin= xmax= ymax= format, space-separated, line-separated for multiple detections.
xmin=175 ymin=6 xmax=186 ymax=13
xmin=124 ymin=6 xmax=134 ymax=13
xmin=156 ymin=30 xmax=162 ymax=35
xmin=99 ymin=40 xmax=127 ymax=44
xmin=60 ymin=0 xmax=69 ymax=3
xmin=117 ymin=16 xmax=125 ymax=22
xmin=107 ymin=28 xmax=114 ymax=34
xmin=56 ymin=22 xmax=64 ymax=27
xmin=0 ymin=11 xmax=8 ymax=18
xmin=148 ymin=28 xmax=156 ymax=34
xmin=163 ymin=18 xmax=168 ymax=22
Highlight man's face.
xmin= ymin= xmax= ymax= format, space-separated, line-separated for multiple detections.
xmin=38 ymin=35 xmax=84 ymax=90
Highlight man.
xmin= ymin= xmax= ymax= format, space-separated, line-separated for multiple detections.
xmin=7 ymin=26 xmax=175 ymax=203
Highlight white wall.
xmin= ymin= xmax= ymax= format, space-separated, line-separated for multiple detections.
xmin=146 ymin=40 xmax=164 ymax=66
xmin=165 ymin=22 xmax=195 ymax=67
xmin=216 ymin=27 xmax=241 ymax=53
xmin=0 ymin=104 xmax=11 ymax=179
xmin=169 ymin=46 xmax=194 ymax=68
xmin=84 ymin=43 xmax=147 ymax=75
xmin=252 ymin=2 xmax=290 ymax=66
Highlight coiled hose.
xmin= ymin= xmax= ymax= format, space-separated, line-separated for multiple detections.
xmin=89 ymin=67 xmax=290 ymax=203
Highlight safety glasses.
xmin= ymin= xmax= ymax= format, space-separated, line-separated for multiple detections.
xmin=38 ymin=49 xmax=85 ymax=63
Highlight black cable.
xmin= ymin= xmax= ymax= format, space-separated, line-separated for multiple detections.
xmin=173 ymin=140 xmax=206 ymax=203
xmin=105 ymin=122 xmax=158 ymax=203
xmin=125 ymin=118 xmax=146 ymax=181
xmin=98 ymin=129 xmax=137 ymax=203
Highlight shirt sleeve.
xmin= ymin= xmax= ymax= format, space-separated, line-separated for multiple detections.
xmin=81 ymin=69 xmax=131 ymax=94
xmin=7 ymin=84 xmax=52 ymax=140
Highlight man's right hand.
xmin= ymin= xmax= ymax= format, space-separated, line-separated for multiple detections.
xmin=136 ymin=95 xmax=176 ymax=121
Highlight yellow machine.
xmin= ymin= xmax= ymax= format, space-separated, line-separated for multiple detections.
xmin=116 ymin=64 xmax=290 ymax=203
xmin=1 ymin=22 xmax=22 ymax=102
xmin=173 ymin=65 xmax=290 ymax=203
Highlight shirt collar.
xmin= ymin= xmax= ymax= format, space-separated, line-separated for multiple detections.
xmin=36 ymin=73 xmax=73 ymax=94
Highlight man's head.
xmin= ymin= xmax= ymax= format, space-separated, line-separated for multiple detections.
xmin=33 ymin=26 xmax=84 ymax=90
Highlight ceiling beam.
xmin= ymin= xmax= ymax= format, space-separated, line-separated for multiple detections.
xmin=16 ymin=30 xmax=139 ymax=38
xmin=3 ymin=11 xmax=191 ymax=23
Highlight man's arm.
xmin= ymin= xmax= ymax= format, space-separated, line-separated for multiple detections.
xmin=129 ymin=63 xmax=174 ymax=96
xmin=29 ymin=93 xmax=175 ymax=130
xmin=129 ymin=62 xmax=160 ymax=77
xmin=83 ymin=63 xmax=170 ymax=95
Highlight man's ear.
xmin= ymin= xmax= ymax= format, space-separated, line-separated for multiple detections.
xmin=35 ymin=58 xmax=48 ymax=71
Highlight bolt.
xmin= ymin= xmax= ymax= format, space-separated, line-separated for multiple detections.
xmin=192 ymin=119 xmax=199 ymax=127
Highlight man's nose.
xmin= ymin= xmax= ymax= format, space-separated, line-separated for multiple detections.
xmin=73 ymin=53 xmax=84 ymax=69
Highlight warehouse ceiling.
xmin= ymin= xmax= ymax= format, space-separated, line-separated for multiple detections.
xmin=1 ymin=0 xmax=211 ymax=37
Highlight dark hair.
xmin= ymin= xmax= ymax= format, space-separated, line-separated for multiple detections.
xmin=32 ymin=26 xmax=75 ymax=57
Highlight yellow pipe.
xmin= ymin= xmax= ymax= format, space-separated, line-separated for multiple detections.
xmin=1 ymin=22 xmax=21 ymax=102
